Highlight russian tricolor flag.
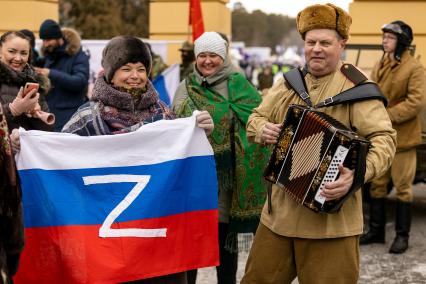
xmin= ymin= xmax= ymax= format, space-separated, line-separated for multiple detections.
xmin=153 ymin=63 xmax=180 ymax=106
xmin=14 ymin=113 xmax=219 ymax=283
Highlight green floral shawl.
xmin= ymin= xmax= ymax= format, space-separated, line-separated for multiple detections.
xmin=175 ymin=72 xmax=271 ymax=235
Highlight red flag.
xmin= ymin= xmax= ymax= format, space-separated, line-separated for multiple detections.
xmin=189 ymin=0 xmax=205 ymax=41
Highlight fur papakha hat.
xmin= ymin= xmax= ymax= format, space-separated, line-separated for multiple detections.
xmin=296 ymin=3 xmax=352 ymax=39
xmin=102 ymin=36 xmax=152 ymax=83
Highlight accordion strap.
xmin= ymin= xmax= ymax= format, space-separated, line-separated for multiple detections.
xmin=283 ymin=67 xmax=313 ymax=107
xmin=283 ymin=67 xmax=388 ymax=108
xmin=315 ymin=82 xmax=388 ymax=108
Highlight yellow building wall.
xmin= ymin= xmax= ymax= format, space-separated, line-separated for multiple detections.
xmin=150 ymin=0 xmax=231 ymax=64
xmin=349 ymin=0 xmax=426 ymax=73
xmin=0 ymin=0 xmax=58 ymax=35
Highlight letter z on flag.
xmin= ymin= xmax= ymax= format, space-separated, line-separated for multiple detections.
xmin=14 ymin=113 xmax=219 ymax=284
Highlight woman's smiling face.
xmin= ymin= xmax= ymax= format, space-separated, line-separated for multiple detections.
xmin=111 ymin=62 xmax=148 ymax=89
xmin=0 ymin=35 xmax=30 ymax=72
xmin=196 ymin=52 xmax=224 ymax=77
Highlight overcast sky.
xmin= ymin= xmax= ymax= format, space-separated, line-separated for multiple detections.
xmin=228 ymin=0 xmax=352 ymax=17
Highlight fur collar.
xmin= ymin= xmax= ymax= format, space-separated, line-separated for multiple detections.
xmin=0 ymin=61 xmax=50 ymax=95
xmin=61 ymin=27 xmax=82 ymax=56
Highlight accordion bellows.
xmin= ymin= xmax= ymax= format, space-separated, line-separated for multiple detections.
xmin=264 ymin=104 xmax=370 ymax=213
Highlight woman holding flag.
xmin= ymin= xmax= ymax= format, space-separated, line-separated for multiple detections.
xmin=62 ymin=36 xmax=213 ymax=283
xmin=173 ymin=31 xmax=270 ymax=284
xmin=62 ymin=35 xmax=212 ymax=137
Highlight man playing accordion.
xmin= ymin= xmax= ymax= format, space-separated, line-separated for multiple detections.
xmin=241 ymin=3 xmax=396 ymax=284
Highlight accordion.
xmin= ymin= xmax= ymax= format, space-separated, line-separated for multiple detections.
xmin=264 ymin=104 xmax=370 ymax=213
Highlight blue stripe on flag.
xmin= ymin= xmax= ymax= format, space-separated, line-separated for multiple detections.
xmin=153 ymin=64 xmax=180 ymax=106
xmin=153 ymin=75 xmax=170 ymax=105
xmin=20 ymin=155 xmax=217 ymax=228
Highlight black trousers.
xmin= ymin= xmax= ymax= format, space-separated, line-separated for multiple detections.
xmin=187 ymin=222 xmax=238 ymax=284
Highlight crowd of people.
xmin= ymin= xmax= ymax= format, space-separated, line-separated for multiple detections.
xmin=0 ymin=2 xmax=424 ymax=283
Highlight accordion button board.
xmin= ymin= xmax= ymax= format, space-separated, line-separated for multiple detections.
xmin=314 ymin=145 xmax=349 ymax=204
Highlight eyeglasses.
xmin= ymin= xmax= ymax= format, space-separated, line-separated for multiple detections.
xmin=382 ymin=34 xmax=398 ymax=41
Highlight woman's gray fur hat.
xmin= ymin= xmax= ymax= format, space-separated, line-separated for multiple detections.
xmin=102 ymin=36 xmax=152 ymax=83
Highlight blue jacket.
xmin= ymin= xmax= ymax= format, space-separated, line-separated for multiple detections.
xmin=43 ymin=28 xmax=89 ymax=131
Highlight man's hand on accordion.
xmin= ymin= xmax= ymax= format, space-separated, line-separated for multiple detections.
xmin=261 ymin=122 xmax=282 ymax=145
xmin=321 ymin=165 xmax=355 ymax=201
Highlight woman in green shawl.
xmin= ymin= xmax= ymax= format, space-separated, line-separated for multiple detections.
xmin=172 ymin=32 xmax=270 ymax=284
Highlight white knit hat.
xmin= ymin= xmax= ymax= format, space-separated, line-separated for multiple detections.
xmin=194 ymin=32 xmax=227 ymax=60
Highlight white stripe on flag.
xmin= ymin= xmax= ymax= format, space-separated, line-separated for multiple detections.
xmin=16 ymin=111 xmax=212 ymax=170
xmin=162 ymin=64 xmax=180 ymax=103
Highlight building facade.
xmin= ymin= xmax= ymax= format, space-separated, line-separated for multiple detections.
xmin=0 ymin=0 xmax=59 ymax=35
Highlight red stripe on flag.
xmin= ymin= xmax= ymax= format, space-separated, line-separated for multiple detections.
xmin=14 ymin=210 xmax=218 ymax=284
